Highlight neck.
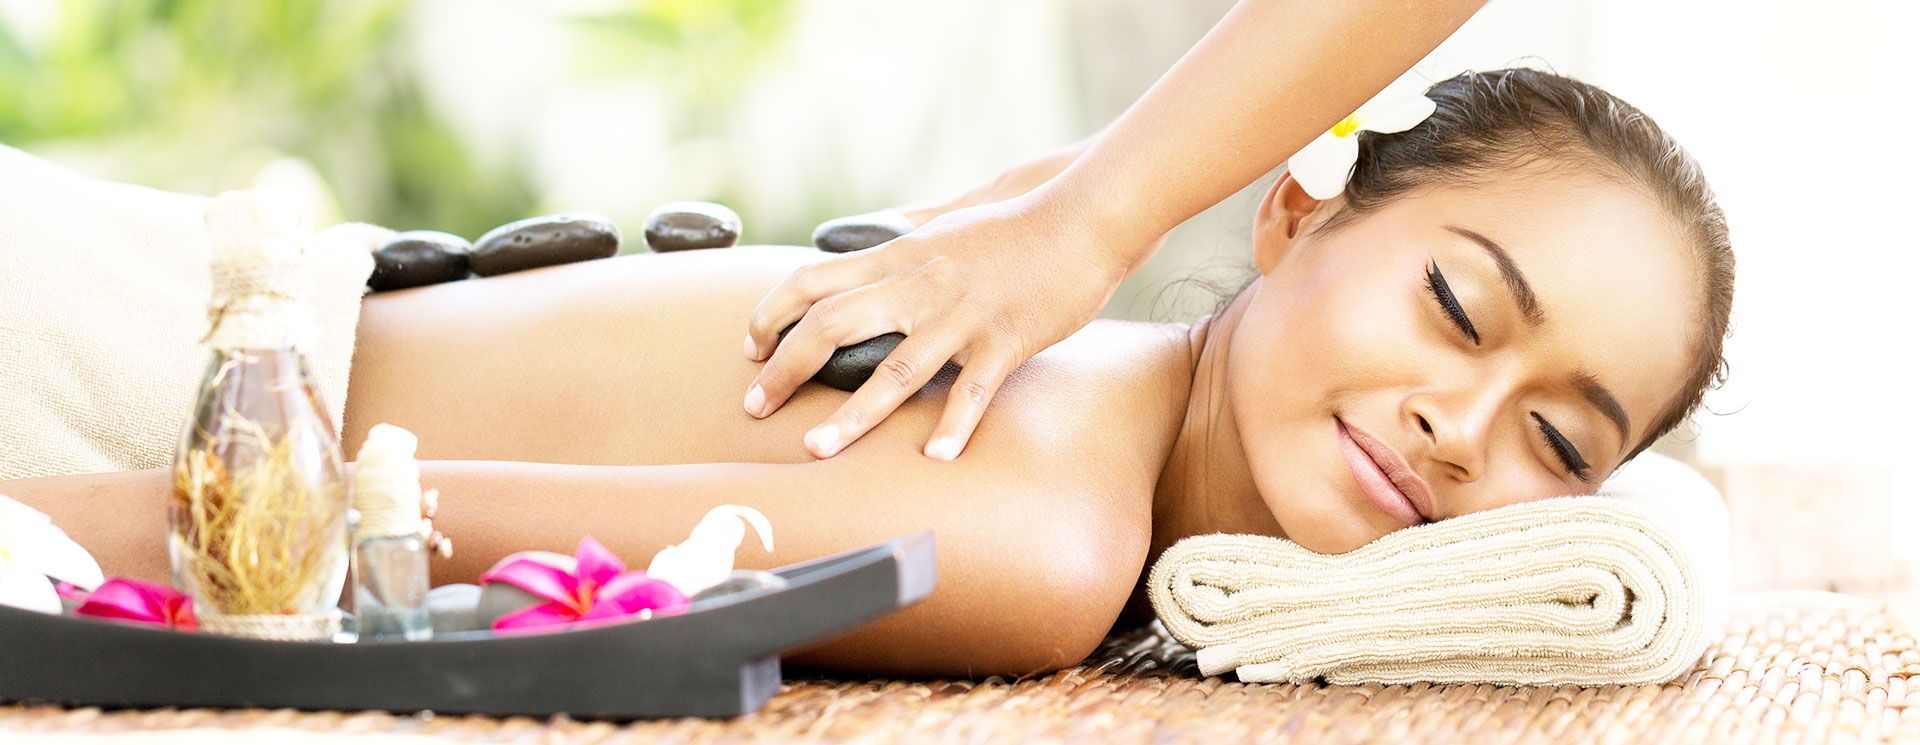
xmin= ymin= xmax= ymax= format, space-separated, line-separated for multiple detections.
xmin=1148 ymin=285 xmax=1285 ymax=565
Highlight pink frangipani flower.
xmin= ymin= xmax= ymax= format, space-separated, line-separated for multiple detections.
xmin=479 ymin=536 xmax=688 ymax=632
xmin=67 ymin=577 xmax=197 ymax=630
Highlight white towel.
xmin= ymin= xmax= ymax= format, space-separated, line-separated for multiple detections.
xmin=0 ymin=145 xmax=378 ymax=480
xmin=1148 ymin=453 xmax=1731 ymax=686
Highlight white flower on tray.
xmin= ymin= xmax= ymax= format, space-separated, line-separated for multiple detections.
xmin=0 ymin=494 xmax=105 ymax=614
xmin=646 ymin=505 xmax=774 ymax=597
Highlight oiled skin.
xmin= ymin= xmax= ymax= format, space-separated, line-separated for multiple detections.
xmin=3 ymin=246 xmax=1191 ymax=676
xmin=342 ymin=245 xmax=1195 ymax=674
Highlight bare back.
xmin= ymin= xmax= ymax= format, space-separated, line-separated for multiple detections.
xmin=346 ymin=247 xmax=1189 ymax=471
xmin=341 ymin=247 xmax=1195 ymax=673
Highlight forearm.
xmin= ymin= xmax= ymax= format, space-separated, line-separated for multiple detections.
xmin=1 ymin=456 xmax=1127 ymax=676
xmin=1047 ymin=0 xmax=1486 ymax=246
xmin=0 ymin=462 xmax=883 ymax=594
xmin=2 ymin=468 xmax=175 ymax=583
xmin=0 ymin=460 xmax=968 ymax=588
xmin=415 ymin=459 xmax=1125 ymax=676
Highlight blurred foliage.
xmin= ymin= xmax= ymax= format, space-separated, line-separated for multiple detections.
xmin=0 ymin=0 xmax=797 ymax=240
xmin=0 ymin=0 xmax=538 ymax=238
xmin=569 ymin=0 xmax=795 ymax=130
xmin=564 ymin=0 xmax=799 ymax=240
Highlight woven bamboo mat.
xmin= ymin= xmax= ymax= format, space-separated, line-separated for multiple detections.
xmin=3 ymin=590 xmax=1916 ymax=744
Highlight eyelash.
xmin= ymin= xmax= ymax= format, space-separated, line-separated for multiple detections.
xmin=1425 ymin=260 xmax=1592 ymax=482
xmin=1424 ymin=262 xmax=1480 ymax=345
xmin=1532 ymin=412 xmax=1593 ymax=483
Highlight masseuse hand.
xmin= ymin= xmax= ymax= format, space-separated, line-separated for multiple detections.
xmin=741 ymin=191 xmax=1134 ymax=461
xmin=742 ymin=0 xmax=1489 ymax=460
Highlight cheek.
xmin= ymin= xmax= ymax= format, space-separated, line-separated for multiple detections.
xmin=1469 ymin=459 xmax=1607 ymax=512
xmin=1224 ymin=268 xmax=1429 ymax=552
xmin=1235 ymin=262 xmax=1427 ymax=408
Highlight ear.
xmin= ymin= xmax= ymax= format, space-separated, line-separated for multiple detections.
xmin=1253 ymin=172 xmax=1325 ymax=274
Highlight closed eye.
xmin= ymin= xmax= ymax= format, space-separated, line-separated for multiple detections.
xmin=1531 ymin=411 xmax=1592 ymax=483
xmin=1425 ymin=261 xmax=1479 ymax=345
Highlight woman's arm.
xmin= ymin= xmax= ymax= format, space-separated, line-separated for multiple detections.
xmin=0 ymin=444 xmax=1150 ymax=677
xmin=1050 ymin=0 xmax=1486 ymax=241
xmin=745 ymin=0 xmax=1488 ymax=462
xmin=889 ymin=130 xmax=1170 ymax=276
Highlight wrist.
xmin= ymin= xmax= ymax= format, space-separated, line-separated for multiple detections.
xmin=1017 ymin=180 xmax=1155 ymax=282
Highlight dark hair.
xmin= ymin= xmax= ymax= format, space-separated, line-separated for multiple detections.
xmin=1271 ymin=68 xmax=1734 ymax=459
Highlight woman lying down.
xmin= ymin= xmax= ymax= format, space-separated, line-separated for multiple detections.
xmin=4 ymin=69 xmax=1733 ymax=677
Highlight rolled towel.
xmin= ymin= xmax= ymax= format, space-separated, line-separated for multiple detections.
xmin=1148 ymin=453 xmax=1730 ymax=686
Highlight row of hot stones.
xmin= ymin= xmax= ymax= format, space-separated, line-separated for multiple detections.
xmin=367 ymin=202 xmax=914 ymax=292
xmin=368 ymin=202 xmax=917 ymax=392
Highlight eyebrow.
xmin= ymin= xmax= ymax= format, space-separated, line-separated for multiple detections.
xmin=1444 ymin=225 xmax=1544 ymax=326
xmin=1571 ymin=370 xmax=1631 ymax=450
xmin=1442 ymin=224 xmax=1630 ymax=450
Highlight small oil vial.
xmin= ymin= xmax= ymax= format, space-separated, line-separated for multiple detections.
xmin=354 ymin=533 xmax=431 ymax=640
xmin=350 ymin=424 xmax=442 ymax=642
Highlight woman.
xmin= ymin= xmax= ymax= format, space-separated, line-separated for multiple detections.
xmin=753 ymin=0 xmax=1492 ymax=462
xmin=3 ymin=69 xmax=1732 ymax=678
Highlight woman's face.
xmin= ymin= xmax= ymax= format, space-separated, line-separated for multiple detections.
xmin=1229 ymin=164 xmax=1699 ymax=554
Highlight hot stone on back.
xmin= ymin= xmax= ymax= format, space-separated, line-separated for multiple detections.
xmin=470 ymin=212 xmax=621 ymax=276
xmin=777 ymin=323 xmax=909 ymax=392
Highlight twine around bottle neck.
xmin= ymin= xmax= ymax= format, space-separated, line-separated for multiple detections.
xmin=204 ymin=237 xmax=318 ymax=352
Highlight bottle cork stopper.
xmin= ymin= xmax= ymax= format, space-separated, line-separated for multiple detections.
xmin=353 ymin=423 xmax=425 ymax=539
xmin=201 ymin=188 xmax=318 ymax=350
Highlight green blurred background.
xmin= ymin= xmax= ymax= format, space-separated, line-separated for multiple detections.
xmin=0 ymin=0 xmax=808 ymax=241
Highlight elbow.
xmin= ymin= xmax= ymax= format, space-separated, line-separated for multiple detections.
xmin=970 ymin=483 xmax=1151 ymax=676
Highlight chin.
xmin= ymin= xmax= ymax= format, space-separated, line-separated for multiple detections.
xmin=1293 ymin=515 xmax=1392 ymax=555
xmin=1264 ymin=471 xmax=1401 ymax=555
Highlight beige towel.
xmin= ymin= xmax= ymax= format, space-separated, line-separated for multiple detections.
xmin=1148 ymin=453 xmax=1731 ymax=686
xmin=0 ymin=145 xmax=381 ymax=480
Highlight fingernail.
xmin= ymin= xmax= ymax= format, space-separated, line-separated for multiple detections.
xmin=743 ymin=334 xmax=759 ymax=360
xmin=925 ymin=437 xmax=959 ymax=461
xmin=806 ymin=424 xmax=841 ymax=456
xmin=743 ymin=384 xmax=766 ymax=417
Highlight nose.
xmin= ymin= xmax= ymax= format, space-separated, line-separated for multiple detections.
xmin=1404 ymin=388 xmax=1495 ymax=483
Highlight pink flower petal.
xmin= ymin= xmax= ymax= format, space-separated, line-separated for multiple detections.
xmin=596 ymin=571 xmax=690 ymax=616
xmin=167 ymin=595 xmax=198 ymax=630
xmin=73 ymin=578 xmax=183 ymax=627
xmin=54 ymin=581 xmax=89 ymax=603
xmin=573 ymin=536 xmax=625 ymax=588
xmin=480 ymin=557 xmax=583 ymax=610
xmin=490 ymin=601 xmax=581 ymax=633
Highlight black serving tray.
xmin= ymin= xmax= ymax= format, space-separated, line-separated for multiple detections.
xmin=0 ymin=531 xmax=935 ymax=720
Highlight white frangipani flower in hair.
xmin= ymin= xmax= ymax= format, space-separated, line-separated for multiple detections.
xmin=1286 ymin=91 xmax=1437 ymax=200
xmin=0 ymin=494 xmax=104 ymax=614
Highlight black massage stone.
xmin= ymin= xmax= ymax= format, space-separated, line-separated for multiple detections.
xmin=369 ymin=230 xmax=472 ymax=291
xmin=643 ymin=201 xmax=743 ymax=252
xmin=425 ymin=583 xmax=483 ymax=634
xmin=779 ymin=323 xmax=907 ymax=392
xmin=470 ymin=212 xmax=621 ymax=277
xmin=811 ymin=212 xmax=914 ymax=253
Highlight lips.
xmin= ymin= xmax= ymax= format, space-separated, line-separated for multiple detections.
xmin=1335 ymin=417 xmax=1437 ymax=526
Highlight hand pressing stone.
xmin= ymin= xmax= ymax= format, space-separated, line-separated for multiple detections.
xmin=470 ymin=212 xmax=621 ymax=277
xmin=811 ymin=211 xmax=915 ymax=253
xmin=369 ymin=230 xmax=472 ymax=291
xmin=643 ymin=201 xmax=743 ymax=252
xmin=777 ymin=323 xmax=908 ymax=393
